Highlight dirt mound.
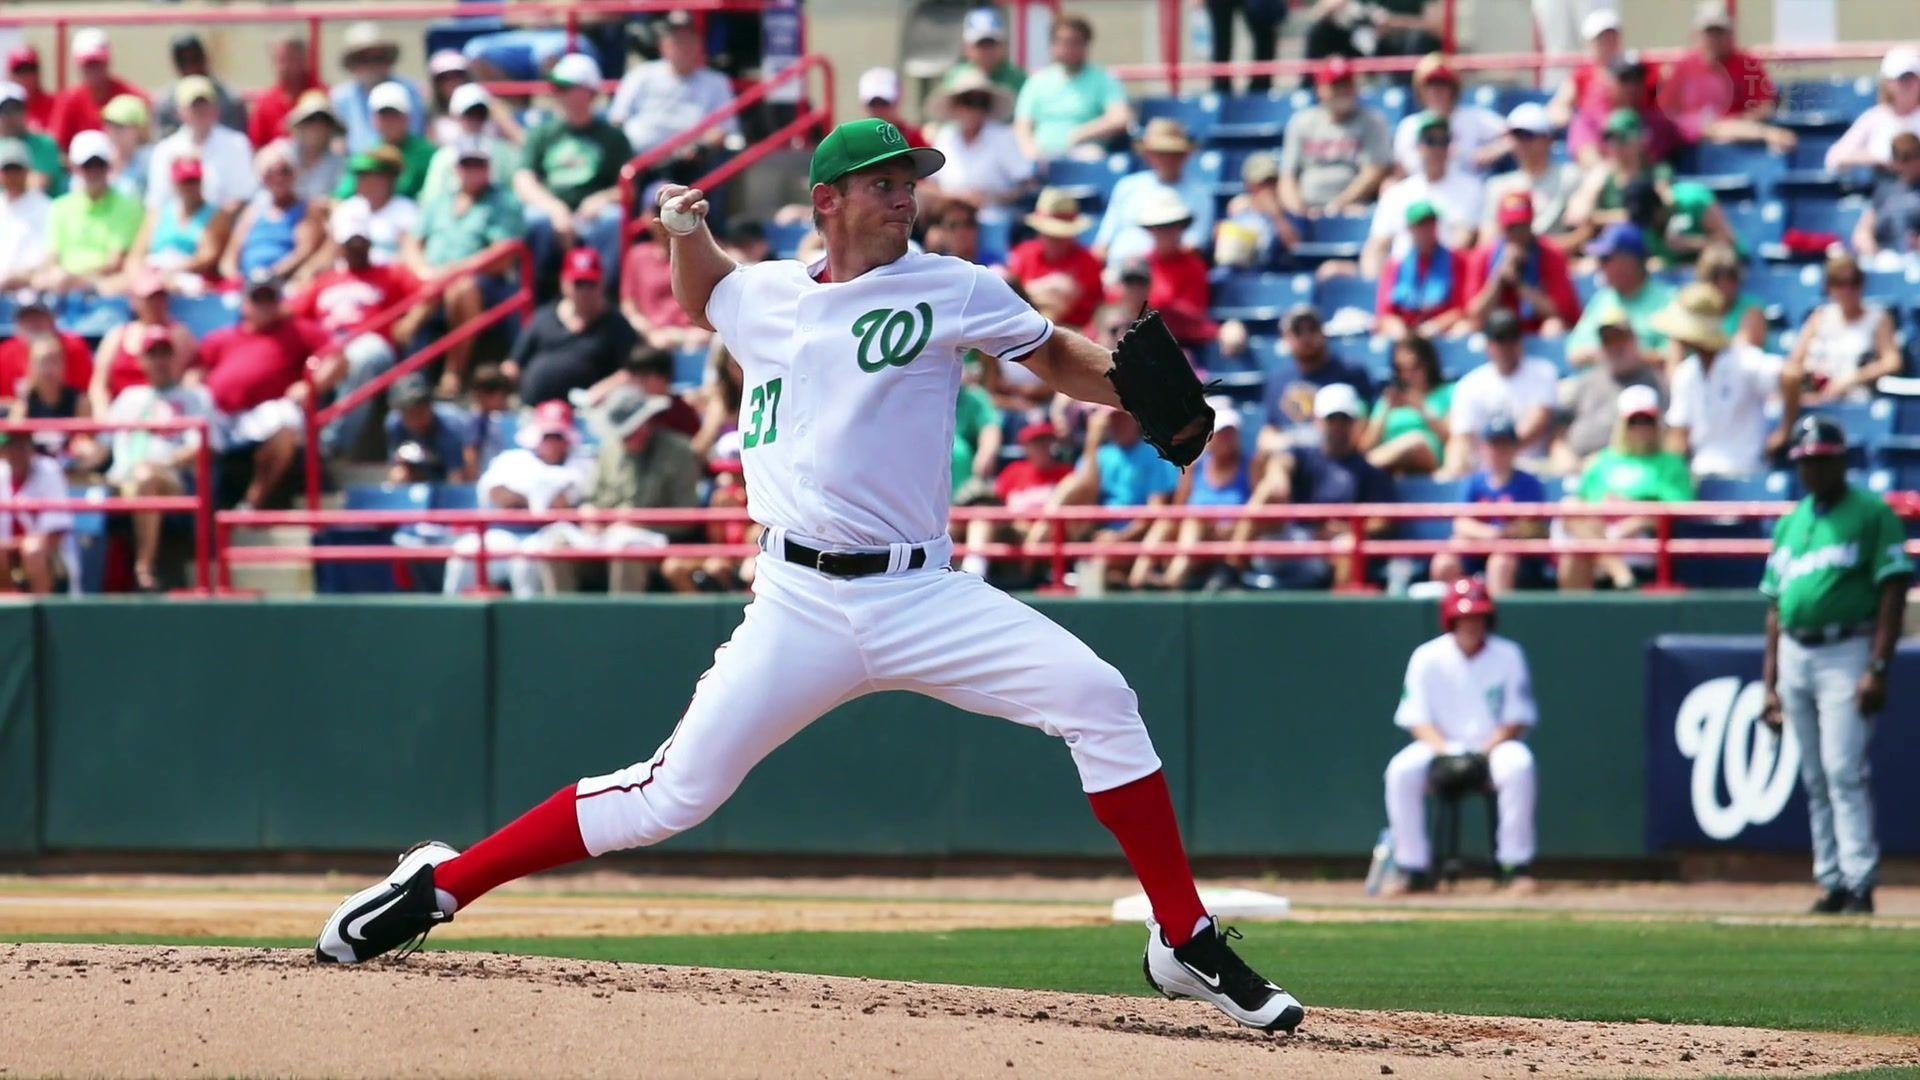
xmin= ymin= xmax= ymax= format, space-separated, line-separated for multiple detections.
xmin=3 ymin=944 xmax=1915 ymax=1079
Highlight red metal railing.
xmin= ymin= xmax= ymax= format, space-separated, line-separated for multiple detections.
xmin=618 ymin=53 xmax=836 ymax=245
xmin=209 ymin=499 xmax=1914 ymax=596
xmin=0 ymin=418 xmax=215 ymax=594
xmin=300 ymin=239 xmax=535 ymax=510
xmin=0 ymin=1 xmax=781 ymax=93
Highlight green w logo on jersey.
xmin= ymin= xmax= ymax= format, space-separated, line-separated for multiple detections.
xmin=852 ymin=303 xmax=934 ymax=373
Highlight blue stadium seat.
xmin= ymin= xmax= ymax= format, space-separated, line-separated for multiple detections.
xmin=1434 ymin=335 xmax=1487 ymax=380
xmin=1289 ymin=213 xmax=1371 ymax=262
xmin=1040 ymin=154 xmax=1128 ymax=210
xmin=345 ymin=484 xmax=434 ymax=512
xmin=433 ymin=484 xmax=479 ymax=510
xmin=1210 ymin=90 xmax=1308 ymax=144
xmin=1679 ymin=143 xmax=1785 ymax=200
xmin=1134 ymin=95 xmax=1219 ymax=143
xmin=672 ymin=345 xmax=706 ymax=389
xmin=1697 ymin=471 xmax=1797 ymax=503
xmin=1786 ymin=196 xmax=1867 ymax=244
xmin=317 ymin=485 xmax=434 ymax=594
xmin=1468 ymin=85 xmax=1551 ymax=115
xmin=979 ymin=217 xmax=1012 ymax=261
xmin=1809 ymin=398 xmax=1895 ymax=467
xmin=68 ymin=485 xmax=108 ymax=595
xmin=1776 ymin=77 xmax=1877 ymax=128
xmin=1315 ymin=275 xmax=1377 ymax=319
xmin=1394 ymin=477 xmax=1467 ymax=543
xmin=1720 ymin=199 xmax=1786 ymax=252
xmin=1531 ymin=335 xmax=1569 ymax=374
xmin=761 ymin=220 xmax=814 ymax=260
xmin=170 ymin=294 xmax=242 ymax=339
xmin=1679 ymin=472 xmax=1797 ymax=589
xmin=1360 ymin=86 xmax=1410 ymax=125
xmin=1327 ymin=334 xmax=1389 ymax=379
xmin=1862 ymin=267 xmax=1920 ymax=308
xmin=1746 ymin=261 xmax=1822 ymax=325
xmin=1210 ymin=271 xmax=1313 ymax=326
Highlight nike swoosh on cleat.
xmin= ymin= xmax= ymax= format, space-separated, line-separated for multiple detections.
xmin=1181 ymin=962 xmax=1222 ymax=990
xmin=345 ymin=889 xmax=405 ymax=942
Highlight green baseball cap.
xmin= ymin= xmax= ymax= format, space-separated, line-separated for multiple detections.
xmin=1605 ymin=107 xmax=1644 ymax=139
xmin=1413 ymin=111 xmax=1451 ymax=137
xmin=807 ymin=118 xmax=946 ymax=188
xmin=1405 ymin=200 xmax=1439 ymax=226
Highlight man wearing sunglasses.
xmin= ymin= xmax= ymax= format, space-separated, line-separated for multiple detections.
xmin=1363 ymin=112 xmax=1483 ymax=279
xmin=1855 ymin=132 xmax=1920 ymax=264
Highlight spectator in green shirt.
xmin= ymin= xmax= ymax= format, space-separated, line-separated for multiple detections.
xmin=952 ymin=378 xmax=1004 ymax=500
xmin=403 ymin=136 xmax=525 ymax=397
xmin=1564 ymin=223 xmax=1674 ymax=368
xmin=37 ymin=129 xmax=143 ymax=294
xmin=0 ymin=81 xmax=65 ymax=196
xmin=1012 ymin=15 xmax=1132 ymax=162
xmin=940 ymin=9 xmax=1027 ymax=98
xmin=1359 ymin=333 xmax=1453 ymax=475
xmin=1560 ymin=383 xmax=1695 ymax=590
xmin=514 ymin=52 xmax=632 ymax=298
xmin=334 ymin=81 xmax=434 ymax=201
xmin=1696 ymin=242 xmax=1770 ymax=350
xmin=418 ymin=83 xmax=521 ymax=207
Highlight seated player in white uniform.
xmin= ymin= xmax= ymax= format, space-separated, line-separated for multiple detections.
xmin=1382 ymin=576 xmax=1540 ymax=894
xmin=317 ymin=118 xmax=1304 ymax=1035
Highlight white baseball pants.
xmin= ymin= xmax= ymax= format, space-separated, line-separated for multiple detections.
xmin=1384 ymin=740 xmax=1538 ymax=872
xmin=1777 ymin=635 xmax=1880 ymax=892
xmin=572 ymin=530 xmax=1164 ymax=856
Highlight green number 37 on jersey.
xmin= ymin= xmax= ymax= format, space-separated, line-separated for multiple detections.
xmin=743 ymin=377 xmax=782 ymax=448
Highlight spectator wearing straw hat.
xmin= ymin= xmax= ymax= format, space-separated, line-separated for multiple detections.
xmin=153 ymin=33 xmax=248 ymax=138
xmin=443 ymin=398 xmax=587 ymax=597
xmin=248 ymin=33 xmax=327 ymax=150
xmin=609 ymin=10 xmax=737 ymax=165
xmin=148 ymin=76 xmax=257 ymax=212
xmin=1461 ymin=190 xmax=1581 ymax=337
xmin=0 ymin=432 xmax=73 ymax=594
xmin=1092 ymin=118 xmax=1216 ymax=271
xmin=1392 ymin=54 xmax=1510 ymax=176
xmin=1658 ymin=1 xmax=1795 ymax=156
xmin=105 ymin=325 xmax=216 ymax=591
xmin=508 ymin=247 xmax=637 ymax=406
xmin=1362 ymin=113 xmax=1483 ymax=279
xmin=940 ymin=8 xmax=1028 ymax=98
xmin=1659 ymin=282 xmax=1791 ymax=480
xmin=283 ymin=91 xmax=347 ymax=207
xmin=48 ymin=29 xmax=146 ymax=151
xmin=1012 ymin=14 xmax=1132 ymax=162
xmin=332 ymin=22 xmax=427 ymax=154
xmin=1133 ymin=190 xmax=1217 ymax=348
xmin=419 ymin=84 xmax=522 ymax=208
xmin=533 ymin=385 xmax=702 ymax=595
xmin=332 ymin=82 xmax=433 ymax=201
xmin=0 ymin=82 xmax=64 ymax=196
xmin=36 ymin=130 xmax=143 ymax=295
xmin=1480 ymin=104 xmax=1581 ymax=245
xmin=333 ymin=146 xmax=419 ymax=268
xmin=1279 ymin=59 xmax=1391 ymax=220
xmin=925 ymin=68 xmax=1032 ymax=216
xmin=1007 ymin=189 xmax=1104 ymax=331
xmin=516 ymin=53 xmax=631 ymax=296
xmin=198 ymin=272 xmax=331 ymax=509
xmin=0 ymin=141 xmax=51 ymax=288
xmin=221 ymin=141 xmax=324 ymax=286
xmin=5 ymin=48 xmax=53 ymax=134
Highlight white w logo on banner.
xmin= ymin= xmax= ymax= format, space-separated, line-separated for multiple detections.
xmin=1674 ymin=677 xmax=1801 ymax=840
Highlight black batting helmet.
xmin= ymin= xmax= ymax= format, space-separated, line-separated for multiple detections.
xmin=1787 ymin=415 xmax=1848 ymax=460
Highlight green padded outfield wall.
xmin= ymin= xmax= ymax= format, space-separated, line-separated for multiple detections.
xmin=15 ymin=595 xmax=1768 ymax=857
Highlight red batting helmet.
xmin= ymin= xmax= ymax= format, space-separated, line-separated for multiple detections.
xmin=1440 ymin=576 xmax=1496 ymax=632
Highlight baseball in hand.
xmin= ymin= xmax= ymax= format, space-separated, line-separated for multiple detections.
xmin=659 ymin=191 xmax=703 ymax=236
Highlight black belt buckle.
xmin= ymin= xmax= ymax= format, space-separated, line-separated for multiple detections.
xmin=815 ymin=550 xmax=865 ymax=576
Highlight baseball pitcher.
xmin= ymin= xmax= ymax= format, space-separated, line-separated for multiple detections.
xmin=317 ymin=119 xmax=1305 ymax=1034
xmin=1762 ymin=415 xmax=1910 ymax=916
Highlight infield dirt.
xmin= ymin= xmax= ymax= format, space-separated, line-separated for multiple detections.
xmin=4 ymin=943 xmax=1918 ymax=1079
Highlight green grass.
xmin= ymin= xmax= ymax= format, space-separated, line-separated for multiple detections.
xmin=12 ymin=919 xmax=1920 ymax=1038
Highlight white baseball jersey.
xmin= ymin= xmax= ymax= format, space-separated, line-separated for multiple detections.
xmin=1394 ymin=633 xmax=1538 ymax=746
xmin=706 ymin=251 xmax=1054 ymax=548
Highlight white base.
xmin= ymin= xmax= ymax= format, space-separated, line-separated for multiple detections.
xmin=1111 ymin=887 xmax=1291 ymax=923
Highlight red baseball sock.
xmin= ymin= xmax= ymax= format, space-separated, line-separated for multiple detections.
xmin=433 ymin=786 xmax=591 ymax=912
xmin=1087 ymin=770 xmax=1208 ymax=948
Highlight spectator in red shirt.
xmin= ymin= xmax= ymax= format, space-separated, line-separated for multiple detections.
xmin=1462 ymin=192 xmax=1581 ymax=337
xmin=1133 ymin=189 xmax=1215 ymax=348
xmin=47 ymin=29 xmax=146 ymax=151
xmin=199 ymin=273 xmax=335 ymax=507
xmin=0 ymin=293 xmax=93 ymax=405
xmin=960 ymin=420 xmax=1075 ymax=586
xmin=89 ymin=271 xmax=198 ymax=417
xmin=1549 ymin=11 xmax=1642 ymax=142
xmin=248 ymin=34 xmax=327 ymax=150
xmin=290 ymin=205 xmax=424 ymax=458
xmin=620 ymin=230 xmax=710 ymax=351
xmin=1562 ymin=45 xmax=1677 ymax=167
xmin=857 ymin=68 xmax=929 ymax=149
xmin=7 ymin=48 xmax=54 ymax=133
xmin=1007 ymin=188 xmax=1103 ymax=331
xmin=1658 ymin=1 xmax=1796 ymax=154
xmin=1377 ymin=200 xmax=1467 ymax=342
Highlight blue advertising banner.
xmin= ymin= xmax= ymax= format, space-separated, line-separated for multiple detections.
xmin=1646 ymin=635 xmax=1920 ymax=855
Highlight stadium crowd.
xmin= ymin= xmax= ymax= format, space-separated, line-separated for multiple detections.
xmin=0 ymin=3 xmax=1916 ymax=596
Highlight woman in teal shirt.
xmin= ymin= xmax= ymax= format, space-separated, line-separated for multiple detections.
xmin=1561 ymin=384 xmax=1695 ymax=590
xmin=1359 ymin=334 xmax=1453 ymax=475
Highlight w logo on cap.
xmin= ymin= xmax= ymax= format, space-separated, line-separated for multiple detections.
xmin=877 ymin=123 xmax=905 ymax=146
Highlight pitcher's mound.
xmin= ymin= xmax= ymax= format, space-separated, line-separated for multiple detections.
xmin=2 ymin=944 xmax=1914 ymax=1078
